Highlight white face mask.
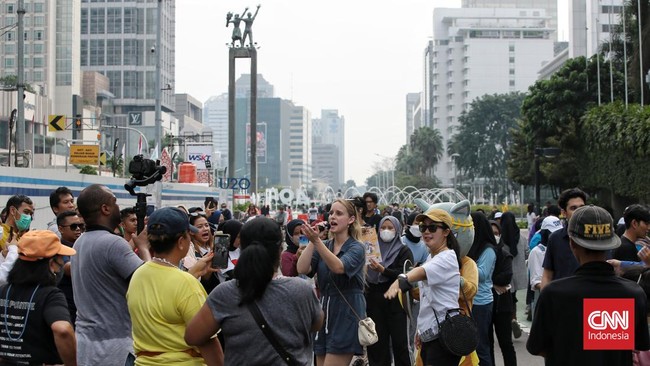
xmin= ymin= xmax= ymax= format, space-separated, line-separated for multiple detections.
xmin=408 ymin=225 xmax=422 ymax=238
xmin=494 ymin=235 xmax=501 ymax=243
xmin=380 ymin=229 xmax=396 ymax=242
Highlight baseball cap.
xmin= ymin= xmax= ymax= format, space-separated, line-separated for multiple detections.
xmin=415 ymin=208 xmax=453 ymax=229
xmin=541 ymin=215 xmax=562 ymax=233
xmin=568 ymin=205 xmax=621 ymax=250
xmin=148 ymin=207 xmax=199 ymax=236
xmin=494 ymin=212 xmax=503 ymax=219
xmin=221 ymin=203 xmax=227 ymax=208
xmin=18 ymin=230 xmax=76 ymax=261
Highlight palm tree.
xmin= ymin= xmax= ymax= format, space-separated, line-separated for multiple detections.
xmin=410 ymin=127 xmax=443 ymax=177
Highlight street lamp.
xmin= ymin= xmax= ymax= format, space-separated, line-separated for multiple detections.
xmin=534 ymin=147 xmax=561 ymax=214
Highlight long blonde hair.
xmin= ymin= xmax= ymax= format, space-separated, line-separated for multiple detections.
xmin=332 ymin=198 xmax=362 ymax=242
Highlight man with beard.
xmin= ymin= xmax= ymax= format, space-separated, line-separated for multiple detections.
xmin=71 ymin=184 xmax=150 ymax=366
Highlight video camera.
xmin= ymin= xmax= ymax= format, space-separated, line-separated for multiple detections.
xmin=124 ymin=154 xmax=167 ymax=234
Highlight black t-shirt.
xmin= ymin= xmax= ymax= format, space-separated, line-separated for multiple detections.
xmin=0 ymin=284 xmax=70 ymax=365
xmin=613 ymin=235 xmax=639 ymax=262
xmin=542 ymin=227 xmax=579 ymax=281
xmin=363 ymin=213 xmax=382 ymax=232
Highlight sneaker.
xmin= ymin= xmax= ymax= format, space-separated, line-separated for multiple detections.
xmin=527 ymin=309 xmax=533 ymax=321
xmin=512 ymin=319 xmax=523 ymax=339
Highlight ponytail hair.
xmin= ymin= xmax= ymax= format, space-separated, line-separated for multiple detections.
xmin=234 ymin=217 xmax=282 ymax=305
xmin=336 ymin=198 xmax=362 ymax=242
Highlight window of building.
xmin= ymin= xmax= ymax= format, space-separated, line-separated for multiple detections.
xmin=146 ymin=39 xmax=155 ymax=66
xmin=5 ymin=31 xmax=14 ymax=41
xmin=509 ymin=80 xmax=515 ymax=86
xmin=23 ymin=57 xmax=29 ymax=67
xmin=602 ymin=5 xmax=622 ymax=14
xmin=509 ymin=56 xmax=515 ymax=63
xmin=523 ymin=31 xmax=544 ymax=39
xmin=33 ymin=43 xmax=43 ymax=53
xmin=509 ymin=44 xmax=515 ymax=52
xmin=5 ymin=16 xmax=15 ymax=26
xmin=146 ymin=7 xmax=155 ymax=34
xmin=106 ymin=39 xmax=121 ymax=65
xmin=145 ymin=71 xmax=155 ymax=99
xmin=509 ymin=69 xmax=515 ymax=75
xmin=80 ymin=40 xmax=88 ymax=66
xmin=4 ymin=44 xmax=15 ymax=54
xmin=502 ymin=31 xmax=520 ymax=39
xmin=89 ymin=39 xmax=105 ymax=66
xmin=4 ymin=58 xmax=15 ymax=68
xmin=123 ymin=71 xmax=138 ymax=98
xmin=34 ymin=3 xmax=44 ymax=13
xmin=33 ymin=71 xmax=43 ymax=82
xmin=533 ymin=11 xmax=540 ymax=16
xmin=34 ymin=30 xmax=43 ymax=41
xmin=90 ymin=8 xmax=105 ymax=34
xmin=23 ymin=31 xmax=28 ymax=41
xmin=33 ymin=16 xmax=44 ymax=26
xmin=107 ymin=7 xmax=121 ymax=33
xmin=106 ymin=70 xmax=121 ymax=98
xmin=33 ymin=57 xmax=43 ymax=67
xmin=6 ymin=4 xmax=14 ymax=13
xmin=81 ymin=8 xmax=88 ymax=34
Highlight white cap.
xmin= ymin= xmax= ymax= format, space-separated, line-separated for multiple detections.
xmin=541 ymin=215 xmax=562 ymax=233
xmin=494 ymin=212 xmax=503 ymax=219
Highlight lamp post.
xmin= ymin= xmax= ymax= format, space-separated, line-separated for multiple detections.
xmin=451 ymin=153 xmax=460 ymax=193
xmin=534 ymin=147 xmax=561 ymax=214
xmin=112 ymin=138 xmax=120 ymax=177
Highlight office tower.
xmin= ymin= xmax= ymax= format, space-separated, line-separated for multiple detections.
xmin=312 ymin=109 xmax=345 ymax=189
xmin=289 ymin=106 xmax=312 ymax=190
xmin=406 ymin=92 xmax=422 ymax=140
xmin=428 ymin=7 xmax=554 ymax=186
xmin=463 ymin=0 xmax=558 ymax=40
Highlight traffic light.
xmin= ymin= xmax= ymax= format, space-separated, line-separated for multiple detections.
xmin=74 ymin=114 xmax=82 ymax=131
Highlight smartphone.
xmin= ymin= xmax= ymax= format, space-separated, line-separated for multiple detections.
xmin=299 ymin=235 xmax=309 ymax=246
xmin=212 ymin=234 xmax=230 ymax=269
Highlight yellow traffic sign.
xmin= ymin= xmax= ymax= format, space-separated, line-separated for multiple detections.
xmin=69 ymin=144 xmax=100 ymax=165
xmin=99 ymin=152 xmax=107 ymax=166
xmin=48 ymin=115 xmax=65 ymax=131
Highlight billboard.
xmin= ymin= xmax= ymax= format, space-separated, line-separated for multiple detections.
xmin=186 ymin=143 xmax=213 ymax=170
xmin=246 ymin=122 xmax=267 ymax=164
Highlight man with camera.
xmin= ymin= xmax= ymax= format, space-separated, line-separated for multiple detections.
xmin=72 ymin=184 xmax=150 ymax=366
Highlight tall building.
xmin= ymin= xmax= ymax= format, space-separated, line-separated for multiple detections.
xmin=406 ymin=92 xmax=422 ymax=140
xmin=569 ymin=0 xmax=623 ymax=58
xmin=429 ymin=7 xmax=554 ymax=186
xmin=312 ymin=109 xmax=345 ymax=189
xmin=462 ymin=0 xmax=558 ymax=40
xmin=80 ymin=0 xmax=176 ymax=142
xmin=289 ymin=106 xmax=312 ymax=190
xmin=235 ymin=73 xmax=274 ymax=98
xmin=423 ymin=40 xmax=434 ymax=127
xmin=0 ymin=0 xmax=82 ymax=147
xmin=203 ymin=93 xmax=228 ymax=170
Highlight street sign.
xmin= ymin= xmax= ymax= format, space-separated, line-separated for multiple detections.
xmin=99 ymin=152 xmax=107 ymax=166
xmin=48 ymin=115 xmax=65 ymax=131
xmin=69 ymin=144 xmax=100 ymax=165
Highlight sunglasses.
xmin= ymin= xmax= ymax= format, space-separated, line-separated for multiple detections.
xmin=62 ymin=223 xmax=86 ymax=231
xmin=418 ymin=223 xmax=444 ymax=233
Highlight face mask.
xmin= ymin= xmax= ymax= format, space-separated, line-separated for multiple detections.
xmin=408 ymin=225 xmax=422 ymax=238
xmin=494 ymin=235 xmax=501 ymax=243
xmin=380 ymin=229 xmax=396 ymax=242
xmin=15 ymin=213 xmax=32 ymax=231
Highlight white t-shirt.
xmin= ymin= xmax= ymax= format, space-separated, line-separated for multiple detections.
xmin=527 ymin=212 xmax=537 ymax=229
xmin=417 ymin=248 xmax=460 ymax=342
xmin=528 ymin=244 xmax=546 ymax=289
xmin=308 ymin=207 xmax=318 ymax=221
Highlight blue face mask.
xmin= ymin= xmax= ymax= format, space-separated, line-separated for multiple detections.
xmin=15 ymin=213 xmax=32 ymax=231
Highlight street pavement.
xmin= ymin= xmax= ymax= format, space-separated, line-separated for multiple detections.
xmin=493 ymin=289 xmax=544 ymax=366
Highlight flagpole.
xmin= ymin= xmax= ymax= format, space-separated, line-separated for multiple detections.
xmin=639 ymin=0 xmax=644 ymax=106
xmin=624 ymin=2 xmax=629 ymax=108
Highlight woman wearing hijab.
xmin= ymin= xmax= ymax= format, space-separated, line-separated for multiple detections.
xmin=281 ymin=219 xmax=306 ymax=277
xmin=366 ymin=216 xmax=413 ymax=366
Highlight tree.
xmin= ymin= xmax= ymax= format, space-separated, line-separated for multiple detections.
xmin=448 ymin=92 xmax=525 ymax=194
xmin=508 ymin=55 xmax=626 ymax=189
xmin=344 ymin=179 xmax=356 ymax=189
xmin=410 ymin=127 xmax=443 ymax=177
xmin=79 ymin=165 xmax=98 ymax=175
xmin=0 ymin=75 xmax=36 ymax=93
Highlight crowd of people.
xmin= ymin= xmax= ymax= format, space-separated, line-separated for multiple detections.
xmin=0 ymin=184 xmax=648 ymax=366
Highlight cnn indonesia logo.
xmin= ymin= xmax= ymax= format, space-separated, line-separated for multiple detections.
xmin=583 ymin=298 xmax=635 ymax=350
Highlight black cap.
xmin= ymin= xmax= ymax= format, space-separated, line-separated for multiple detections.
xmin=147 ymin=207 xmax=199 ymax=236
xmin=568 ymin=205 xmax=621 ymax=250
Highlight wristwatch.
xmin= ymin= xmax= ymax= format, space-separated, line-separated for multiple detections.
xmin=398 ymin=273 xmax=412 ymax=291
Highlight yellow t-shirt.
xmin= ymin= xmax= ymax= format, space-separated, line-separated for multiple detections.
xmin=126 ymin=261 xmax=208 ymax=366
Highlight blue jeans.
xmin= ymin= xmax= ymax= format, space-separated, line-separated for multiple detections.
xmin=473 ymin=302 xmax=493 ymax=366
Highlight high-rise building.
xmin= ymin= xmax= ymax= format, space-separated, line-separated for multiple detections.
xmin=235 ymin=73 xmax=274 ymax=98
xmin=0 ymin=0 xmax=82 ymax=146
xmin=569 ymin=0 xmax=623 ymax=58
xmin=312 ymin=109 xmax=345 ymax=189
xmin=289 ymin=106 xmax=312 ymax=190
xmin=462 ymin=0 xmax=558 ymax=40
xmin=406 ymin=92 xmax=422 ymax=140
xmin=80 ymin=0 xmax=176 ymax=142
xmin=203 ymin=93 xmax=228 ymax=170
xmin=428 ymin=7 xmax=554 ymax=186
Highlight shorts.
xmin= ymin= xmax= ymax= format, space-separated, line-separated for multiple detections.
xmin=313 ymin=295 xmax=364 ymax=356
xmin=420 ymin=339 xmax=461 ymax=366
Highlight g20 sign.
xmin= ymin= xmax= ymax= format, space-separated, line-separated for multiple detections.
xmin=218 ymin=177 xmax=251 ymax=190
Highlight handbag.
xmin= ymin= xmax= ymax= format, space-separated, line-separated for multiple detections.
xmin=329 ymin=275 xmax=378 ymax=346
xmin=247 ymin=302 xmax=298 ymax=366
xmin=432 ymin=288 xmax=478 ymax=356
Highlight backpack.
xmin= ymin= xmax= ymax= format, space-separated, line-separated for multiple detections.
xmin=492 ymin=242 xmax=513 ymax=287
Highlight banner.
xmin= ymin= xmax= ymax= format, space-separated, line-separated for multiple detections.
xmin=186 ymin=144 xmax=213 ymax=170
xmin=246 ymin=122 xmax=267 ymax=164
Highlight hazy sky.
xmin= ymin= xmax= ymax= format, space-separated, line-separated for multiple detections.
xmin=175 ymin=1 xmax=567 ymax=186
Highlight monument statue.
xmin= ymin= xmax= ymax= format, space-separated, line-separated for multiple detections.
xmin=241 ymin=5 xmax=261 ymax=48
xmin=226 ymin=8 xmax=246 ymax=47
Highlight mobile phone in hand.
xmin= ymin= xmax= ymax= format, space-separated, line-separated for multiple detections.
xmin=212 ymin=234 xmax=230 ymax=269
xmin=299 ymin=235 xmax=309 ymax=246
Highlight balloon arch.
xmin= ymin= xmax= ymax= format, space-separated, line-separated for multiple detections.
xmin=315 ymin=186 xmax=467 ymax=206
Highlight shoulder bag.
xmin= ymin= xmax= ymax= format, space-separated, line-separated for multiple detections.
xmin=329 ymin=275 xmax=378 ymax=346
xmin=432 ymin=287 xmax=479 ymax=356
xmin=247 ymin=302 xmax=298 ymax=366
